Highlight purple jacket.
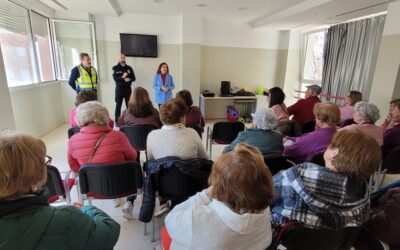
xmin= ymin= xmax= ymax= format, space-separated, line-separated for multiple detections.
xmin=283 ymin=127 xmax=336 ymax=163
xmin=382 ymin=124 xmax=400 ymax=161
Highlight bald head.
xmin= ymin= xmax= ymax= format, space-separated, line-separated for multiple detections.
xmin=118 ymin=53 xmax=126 ymax=65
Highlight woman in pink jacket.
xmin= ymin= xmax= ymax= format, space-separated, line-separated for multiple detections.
xmin=68 ymin=101 xmax=137 ymax=217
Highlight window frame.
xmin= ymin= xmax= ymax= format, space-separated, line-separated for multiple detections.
xmin=50 ymin=19 xmax=98 ymax=81
xmin=299 ymin=29 xmax=327 ymax=91
xmin=0 ymin=1 xmax=56 ymax=88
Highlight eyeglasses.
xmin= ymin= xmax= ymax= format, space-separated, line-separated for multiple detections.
xmin=45 ymin=155 xmax=52 ymax=166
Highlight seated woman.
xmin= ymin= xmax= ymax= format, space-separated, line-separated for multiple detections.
xmin=380 ymin=98 xmax=400 ymax=131
xmin=354 ymin=187 xmax=400 ymax=250
xmin=223 ymin=108 xmax=283 ymax=156
xmin=176 ymin=89 xmax=205 ymax=132
xmin=164 ymin=144 xmax=275 ymax=250
xmin=283 ymin=102 xmax=340 ymax=163
xmin=339 ymin=101 xmax=383 ymax=145
xmin=118 ymin=87 xmax=162 ymax=128
xmin=67 ymin=101 xmax=137 ymax=219
xmin=69 ymin=90 xmax=114 ymax=128
xmin=271 ymin=130 xmax=381 ymax=230
xmin=147 ymin=98 xmax=208 ymax=216
xmin=340 ymin=90 xmax=362 ymax=122
xmin=0 ymin=134 xmax=120 ymax=249
xmin=268 ymin=87 xmax=289 ymax=122
xmin=382 ymin=102 xmax=400 ymax=162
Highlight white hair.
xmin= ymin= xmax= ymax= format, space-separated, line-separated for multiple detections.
xmin=354 ymin=101 xmax=380 ymax=124
xmin=253 ymin=108 xmax=278 ymax=130
xmin=76 ymin=101 xmax=109 ymax=127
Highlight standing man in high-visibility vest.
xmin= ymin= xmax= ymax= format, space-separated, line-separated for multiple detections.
xmin=68 ymin=53 xmax=98 ymax=93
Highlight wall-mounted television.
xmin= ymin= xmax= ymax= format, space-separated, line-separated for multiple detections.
xmin=120 ymin=33 xmax=157 ymax=58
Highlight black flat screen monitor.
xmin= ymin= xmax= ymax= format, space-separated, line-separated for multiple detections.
xmin=120 ymin=33 xmax=157 ymax=58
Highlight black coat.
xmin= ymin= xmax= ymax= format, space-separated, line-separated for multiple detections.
xmin=139 ymin=156 xmax=213 ymax=222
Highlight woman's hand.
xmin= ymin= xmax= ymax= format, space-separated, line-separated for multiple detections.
xmin=73 ymin=202 xmax=83 ymax=209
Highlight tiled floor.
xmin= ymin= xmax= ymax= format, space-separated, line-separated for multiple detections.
xmin=41 ymin=121 xmax=228 ymax=250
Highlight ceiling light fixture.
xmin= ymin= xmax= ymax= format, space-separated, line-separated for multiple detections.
xmin=154 ymin=0 xmax=163 ymax=3
xmin=238 ymin=7 xmax=247 ymax=11
xmin=197 ymin=3 xmax=207 ymax=7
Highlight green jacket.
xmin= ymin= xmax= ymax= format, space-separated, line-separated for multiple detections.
xmin=223 ymin=128 xmax=284 ymax=156
xmin=0 ymin=190 xmax=120 ymax=250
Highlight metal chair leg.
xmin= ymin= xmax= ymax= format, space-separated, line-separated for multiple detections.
xmin=144 ymin=223 xmax=148 ymax=236
xmin=151 ymin=215 xmax=156 ymax=242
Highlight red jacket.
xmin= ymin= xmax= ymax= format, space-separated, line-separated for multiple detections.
xmin=287 ymin=96 xmax=320 ymax=125
xmin=68 ymin=125 xmax=137 ymax=173
xmin=185 ymin=106 xmax=205 ymax=129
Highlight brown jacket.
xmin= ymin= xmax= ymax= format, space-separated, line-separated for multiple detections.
xmin=118 ymin=107 xmax=162 ymax=129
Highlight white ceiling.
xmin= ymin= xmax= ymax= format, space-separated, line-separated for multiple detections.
xmin=39 ymin=0 xmax=393 ymax=29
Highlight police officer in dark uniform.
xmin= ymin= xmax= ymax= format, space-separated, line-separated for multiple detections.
xmin=112 ymin=53 xmax=135 ymax=124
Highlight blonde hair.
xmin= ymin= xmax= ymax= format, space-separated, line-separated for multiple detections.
xmin=209 ymin=143 xmax=275 ymax=213
xmin=313 ymin=102 xmax=340 ymax=126
xmin=0 ymin=134 xmax=46 ymax=199
xmin=76 ymin=101 xmax=109 ymax=127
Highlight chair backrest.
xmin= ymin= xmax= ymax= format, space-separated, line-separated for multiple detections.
xmin=79 ymin=161 xmax=143 ymax=199
xmin=277 ymin=222 xmax=361 ymax=250
xmin=337 ymin=119 xmax=355 ymax=128
xmin=301 ymin=120 xmax=316 ymax=134
xmin=382 ymin=146 xmax=400 ymax=173
xmin=68 ymin=127 xmax=81 ymax=139
xmin=264 ymin=155 xmax=295 ymax=175
xmin=46 ymin=165 xmax=65 ymax=198
xmin=307 ymin=152 xmax=325 ymax=166
xmin=211 ymin=121 xmax=245 ymax=144
xmin=277 ymin=120 xmax=302 ymax=137
xmin=153 ymin=159 xmax=213 ymax=202
xmin=120 ymin=125 xmax=157 ymax=151
xmin=186 ymin=125 xmax=202 ymax=138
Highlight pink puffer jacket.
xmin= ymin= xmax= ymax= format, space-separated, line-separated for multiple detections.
xmin=68 ymin=125 xmax=137 ymax=173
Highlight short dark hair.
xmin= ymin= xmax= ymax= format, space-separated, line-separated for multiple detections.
xmin=347 ymin=91 xmax=362 ymax=106
xmin=176 ymin=90 xmax=193 ymax=107
xmin=156 ymin=62 xmax=169 ymax=74
xmin=390 ymin=98 xmax=400 ymax=104
xmin=160 ymin=98 xmax=187 ymax=125
xmin=79 ymin=53 xmax=90 ymax=61
xmin=268 ymin=87 xmax=286 ymax=108
xmin=75 ymin=90 xmax=97 ymax=107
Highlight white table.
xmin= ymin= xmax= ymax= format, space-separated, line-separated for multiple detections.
xmin=199 ymin=95 xmax=258 ymax=120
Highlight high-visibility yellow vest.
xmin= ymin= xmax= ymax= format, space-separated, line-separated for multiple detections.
xmin=76 ymin=65 xmax=97 ymax=90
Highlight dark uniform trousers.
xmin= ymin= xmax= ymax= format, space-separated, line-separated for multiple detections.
xmin=115 ymin=86 xmax=132 ymax=122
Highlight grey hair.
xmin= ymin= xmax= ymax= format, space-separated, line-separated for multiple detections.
xmin=76 ymin=101 xmax=110 ymax=127
xmin=253 ymin=108 xmax=278 ymax=130
xmin=354 ymin=101 xmax=380 ymax=124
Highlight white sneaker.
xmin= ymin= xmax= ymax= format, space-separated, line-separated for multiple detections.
xmin=112 ymin=198 xmax=121 ymax=207
xmin=122 ymin=201 xmax=134 ymax=220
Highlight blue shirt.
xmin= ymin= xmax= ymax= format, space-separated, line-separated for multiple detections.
xmin=153 ymin=74 xmax=175 ymax=105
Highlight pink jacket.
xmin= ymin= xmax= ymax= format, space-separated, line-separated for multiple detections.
xmin=69 ymin=107 xmax=115 ymax=128
xmin=339 ymin=104 xmax=354 ymax=122
xmin=67 ymin=125 xmax=137 ymax=173
xmin=339 ymin=123 xmax=384 ymax=146
xmin=271 ymin=104 xmax=289 ymax=122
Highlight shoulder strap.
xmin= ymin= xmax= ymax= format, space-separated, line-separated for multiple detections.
xmin=88 ymin=132 xmax=110 ymax=164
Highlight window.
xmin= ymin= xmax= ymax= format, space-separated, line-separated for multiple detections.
xmin=0 ymin=1 xmax=55 ymax=87
xmin=31 ymin=11 xmax=55 ymax=82
xmin=52 ymin=20 xmax=97 ymax=80
xmin=300 ymin=31 xmax=326 ymax=98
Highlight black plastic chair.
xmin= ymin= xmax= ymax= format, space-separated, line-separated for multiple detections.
xmin=186 ymin=124 xmax=203 ymax=138
xmin=301 ymin=120 xmax=316 ymax=134
xmin=337 ymin=119 xmax=355 ymax=128
xmin=308 ymin=152 xmax=326 ymax=166
xmin=264 ymin=155 xmax=295 ymax=175
xmin=78 ymin=161 xmax=143 ymax=205
xmin=120 ymin=125 xmax=157 ymax=161
xmin=277 ymin=120 xmax=302 ymax=137
xmin=206 ymin=121 xmax=245 ymax=158
xmin=268 ymin=222 xmax=361 ymax=250
xmin=68 ymin=127 xmax=80 ymax=139
xmin=46 ymin=165 xmax=66 ymax=203
xmin=382 ymin=146 xmax=400 ymax=173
